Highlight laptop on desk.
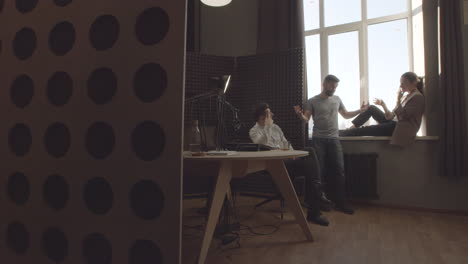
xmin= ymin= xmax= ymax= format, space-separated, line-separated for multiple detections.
xmin=225 ymin=143 xmax=273 ymax=152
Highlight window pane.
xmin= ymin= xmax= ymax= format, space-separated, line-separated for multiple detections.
xmin=368 ymin=19 xmax=409 ymax=125
xmin=328 ymin=31 xmax=360 ymax=129
xmin=305 ymin=35 xmax=321 ymax=137
xmin=412 ymin=0 xmax=422 ymax=10
xmin=412 ymin=12 xmax=424 ymax=76
xmin=303 ymin=0 xmax=320 ymax=31
xmin=367 ymin=0 xmax=407 ymax=19
xmin=324 ymin=0 xmax=361 ymax=27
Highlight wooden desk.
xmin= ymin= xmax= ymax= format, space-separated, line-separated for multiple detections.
xmin=184 ymin=150 xmax=314 ymax=264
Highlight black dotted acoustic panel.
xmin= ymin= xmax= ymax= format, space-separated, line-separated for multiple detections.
xmin=13 ymin=27 xmax=36 ymax=60
xmin=83 ymin=177 xmax=113 ymax=215
xmin=11 ymin=74 xmax=34 ymax=108
xmin=133 ymin=63 xmax=167 ymax=103
xmin=15 ymin=0 xmax=38 ymax=13
xmin=89 ymin=15 xmax=120 ymax=51
xmin=43 ymin=174 xmax=69 ymax=210
xmin=135 ymin=7 xmax=170 ymax=46
xmin=129 ymin=240 xmax=163 ymax=264
xmin=1 ymin=0 xmax=185 ymax=263
xmin=6 ymin=222 xmax=29 ymax=255
xmin=41 ymin=227 xmax=68 ymax=262
xmin=82 ymin=233 xmax=112 ymax=264
xmin=85 ymin=122 xmax=116 ymax=159
xmin=53 ymin=0 xmax=72 ymax=7
xmin=48 ymin=21 xmax=76 ymax=56
xmin=8 ymin=172 xmax=30 ymax=205
xmin=8 ymin=123 xmax=32 ymax=156
xmin=47 ymin=71 xmax=73 ymax=106
xmin=44 ymin=122 xmax=71 ymax=158
xmin=87 ymin=67 xmax=117 ymax=104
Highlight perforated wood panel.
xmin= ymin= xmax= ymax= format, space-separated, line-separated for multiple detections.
xmin=0 ymin=0 xmax=185 ymax=263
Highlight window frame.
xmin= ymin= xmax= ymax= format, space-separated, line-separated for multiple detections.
xmin=304 ymin=0 xmax=423 ymax=114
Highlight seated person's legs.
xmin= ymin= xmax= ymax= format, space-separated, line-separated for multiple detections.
xmin=352 ymin=105 xmax=388 ymax=127
xmin=339 ymin=121 xmax=396 ymax=137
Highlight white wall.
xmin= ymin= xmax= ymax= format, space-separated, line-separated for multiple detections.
xmin=200 ymin=0 xmax=258 ymax=56
xmin=342 ymin=140 xmax=468 ymax=211
xmin=360 ymin=0 xmax=468 ymax=211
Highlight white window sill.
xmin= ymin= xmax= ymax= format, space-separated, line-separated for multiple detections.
xmin=339 ymin=136 xmax=439 ymax=141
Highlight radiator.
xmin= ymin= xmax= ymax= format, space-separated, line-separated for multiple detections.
xmin=344 ymin=153 xmax=379 ymax=199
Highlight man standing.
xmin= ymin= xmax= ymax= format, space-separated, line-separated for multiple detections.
xmin=294 ymin=75 xmax=368 ymax=214
xmin=250 ymin=103 xmax=330 ymax=226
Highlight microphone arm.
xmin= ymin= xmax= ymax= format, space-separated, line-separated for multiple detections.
xmin=185 ymin=89 xmax=220 ymax=103
xmin=223 ymin=100 xmax=239 ymax=112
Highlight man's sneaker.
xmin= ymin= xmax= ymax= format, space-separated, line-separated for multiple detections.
xmin=335 ymin=203 xmax=354 ymax=215
xmin=319 ymin=203 xmax=332 ymax=212
xmin=318 ymin=193 xmax=333 ymax=211
xmin=307 ymin=210 xmax=330 ymax=226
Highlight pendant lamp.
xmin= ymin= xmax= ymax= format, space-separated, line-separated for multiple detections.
xmin=200 ymin=0 xmax=232 ymax=7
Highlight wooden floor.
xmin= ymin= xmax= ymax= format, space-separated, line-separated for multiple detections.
xmin=182 ymin=196 xmax=468 ymax=264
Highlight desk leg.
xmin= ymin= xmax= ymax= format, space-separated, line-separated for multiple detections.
xmin=198 ymin=160 xmax=232 ymax=264
xmin=266 ymin=160 xmax=314 ymax=241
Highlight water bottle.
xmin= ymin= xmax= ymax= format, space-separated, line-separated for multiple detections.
xmin=189 ymin=120 xmax=202 ymax=154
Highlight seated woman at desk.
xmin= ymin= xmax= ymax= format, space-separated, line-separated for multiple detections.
xmin=249 ymin=102 xmax=331 ymax=226
xmin=339 ymin=72 xmax=425 ymax=147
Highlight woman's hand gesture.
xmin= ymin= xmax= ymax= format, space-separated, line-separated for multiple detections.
xmin=396 ymin=88 xmax=404 ymax=104
xmin=373 ymin=98 xmax=385 ymax=106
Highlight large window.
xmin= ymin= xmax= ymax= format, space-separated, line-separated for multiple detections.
xmin=303 ymin=0 xmax=424 ymax=133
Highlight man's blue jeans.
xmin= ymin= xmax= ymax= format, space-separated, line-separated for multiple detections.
xmin=310 ymin=137 xmax=346 ymax=204
xmin=284 ymin=147 xmax=322 ymax=214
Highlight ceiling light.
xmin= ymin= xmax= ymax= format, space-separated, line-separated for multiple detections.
xmin=200 ymin=0 xmax=232 ymax=7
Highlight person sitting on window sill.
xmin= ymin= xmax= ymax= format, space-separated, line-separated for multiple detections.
xmin=339 ymin=72 xmax=425 ymax=147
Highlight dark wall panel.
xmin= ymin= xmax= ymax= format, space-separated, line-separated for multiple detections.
xmin=0 ymin=0 xmax=185 ymax=263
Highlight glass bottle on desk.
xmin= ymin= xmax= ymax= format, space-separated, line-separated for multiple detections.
xmin=189 ymin=120 xmax=202 ymax=154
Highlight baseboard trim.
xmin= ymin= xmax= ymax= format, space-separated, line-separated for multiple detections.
xmin=351 ymin=199 xmax=468 ymax=216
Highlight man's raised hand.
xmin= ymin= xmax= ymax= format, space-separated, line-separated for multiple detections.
xmin=293 ymin=105 xmax=302 ymax=115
